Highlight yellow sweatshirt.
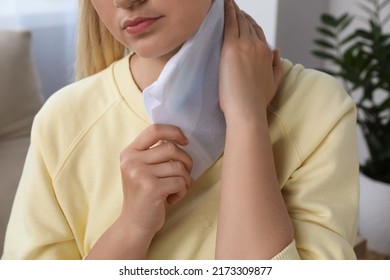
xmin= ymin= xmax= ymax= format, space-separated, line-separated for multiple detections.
xmin=2 ymin=55 xmax=359 ymax=260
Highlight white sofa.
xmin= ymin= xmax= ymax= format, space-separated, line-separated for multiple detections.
xmin=0 ymin=29 xmax=43 ymax=255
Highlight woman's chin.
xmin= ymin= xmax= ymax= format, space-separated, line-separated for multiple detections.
xmin=131 ymin=44 xmax=182 ymax=61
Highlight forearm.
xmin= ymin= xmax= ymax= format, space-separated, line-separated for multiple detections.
xmin=86 ymin=217 xmax=153 ymax=260
xmin=216 ymin=113 xmax=294 ymax=259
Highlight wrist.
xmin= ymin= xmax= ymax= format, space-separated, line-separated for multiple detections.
xmin=86 ymin=216 xmax=154 ymax=260
xmin=224 ymin=106 xmax=269 ymax=129
xmin=116 ymin=214 xmax=156 ymax=251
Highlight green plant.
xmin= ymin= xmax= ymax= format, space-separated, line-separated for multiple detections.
xmin=312 ymin=0 xmax=390 ymax=184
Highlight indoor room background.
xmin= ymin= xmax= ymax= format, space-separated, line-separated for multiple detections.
xmin=1 ymin=0 xmax=389 ymax=258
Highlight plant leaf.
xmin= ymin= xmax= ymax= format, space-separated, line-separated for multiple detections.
xmin=313 ymin=39 xmax=335 ymax=49
xmin=338 ymin=14 xmax=354 ymax=31
xmin=355 ymin=29 xmax=374 ymax=40
xmin=311 ymin=50 xmax=338 ymax=61
xmin=340 ymin=33 xmax=358 ymax=45
xmin=316 ymin=27 xmax=336 ymax=38
xmin=321 ymin=14 xmax=339 ymax=27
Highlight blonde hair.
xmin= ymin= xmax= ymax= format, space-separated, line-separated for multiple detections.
xmin=75 ymin=1 xmax=126 ymax=80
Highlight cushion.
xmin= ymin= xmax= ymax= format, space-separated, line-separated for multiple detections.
xmin=0 ymin=137 xmax=30 ymax=254
xmin=0 ymin=29 xmax=43 ymax=255
xmin=0 ymin=29 xmax=43 ymax=139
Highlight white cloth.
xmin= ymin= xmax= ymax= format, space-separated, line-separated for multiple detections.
xmin=142 ymin=0 xmax=225 ymax=179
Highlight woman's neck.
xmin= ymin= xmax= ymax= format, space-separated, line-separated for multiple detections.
xmin=130 ymin=48 xmax=180 ymax=91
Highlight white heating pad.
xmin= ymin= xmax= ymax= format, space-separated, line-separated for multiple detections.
xmin=142 ymin=0 xmax=225 ymax=179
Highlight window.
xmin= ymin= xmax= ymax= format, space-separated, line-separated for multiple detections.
xmin=0 ymin=0 xmax=77 ymax=15
xmin=0 ymin=0 xmax=78 ymax=28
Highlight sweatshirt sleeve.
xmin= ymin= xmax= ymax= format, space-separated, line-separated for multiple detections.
xmin=269 ymin=63 xmax=360 ymax=260
xmin=272 ymin=240 xmax=301 ymax=260
xmin=288 ymin=103 xmax=359 ymax=259
xmin=2 ymin=117 xmax=81 ymax=260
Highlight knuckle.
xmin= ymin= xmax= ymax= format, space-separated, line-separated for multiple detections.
xmin=120 ymin=153 xmax=131 ymax=171
xmin=256 ymin=44 xmax=273 ymax=61
xmin=147 ymin=124 xmax=161 ymax=135
xmin=259 ymin=42 xmax=272 ymax=53
xmin=185 ymin=174 xmax=193 ymax=188
xmin=128 ymin=166 xmax=144 ymax=180
xmin=165 ymin=142 xmax=178 ymax=155
xmin=138 ymin=179 xmax=157 ymax=195
xmin=186 ymin=156 xmax=193 ymax=171
xmin=120 ymin=157 xmax=145 ymax=181
xmin=228 ymin=41 xmax=257 ymax=56
xmin=223 ymin=43 xmax=238 ymax=58
xmin=175 ymin=160 xmax=185 ymax=170
xmin=175 ymin=177 xmax=187 ymax=192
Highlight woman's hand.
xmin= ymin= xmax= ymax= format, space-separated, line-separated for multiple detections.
xmin=219 ymin=0 xmax=283 ymax=121
xmin=216 ymin=0 xmax=294 ymax=260
xmin=119 ymin=124 xmax=193 ymax=237
xmin=87 ymin=124 xmax=192 ymax=259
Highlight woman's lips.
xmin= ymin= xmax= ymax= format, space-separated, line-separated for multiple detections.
xmin=123 ymin=17 xmax=162 ymax=35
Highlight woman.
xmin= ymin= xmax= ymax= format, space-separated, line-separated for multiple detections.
xmin=2 ymin=0 xmax=359 ymax=259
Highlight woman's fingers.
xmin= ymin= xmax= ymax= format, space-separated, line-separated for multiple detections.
xmin=232 ymin=1 xmax=247 ymax=37
xmin=225 ymin=0 xmax=251 ymax=38
xmin=119 ymin=124 xmax=194 ymax=234
xmin=273 ymin=49 xmax=284 ymax=86
xmin=151 ymin=159 xmax=192 ymax=188
xmin=242 ymin=12 xmax=266 ymax=42
xmin=220 ymin=0 xmax=282 ymax=116
xmin=121 ymin=124 xmax=192 ymax=174
xmin=225 ymin=0 xmax=265 ymax=40
xmin=224 ymin=0 xmax=239 ymax=38
xmin=147 ymin=141 xmax=193 ymax=172
xmin=130 ymin=124 xmax=189 ymax=151
xmin=158 ymin=176 xmax=189 ymax=205
xmin=121 ymin=124 xmax=193 ymax=188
